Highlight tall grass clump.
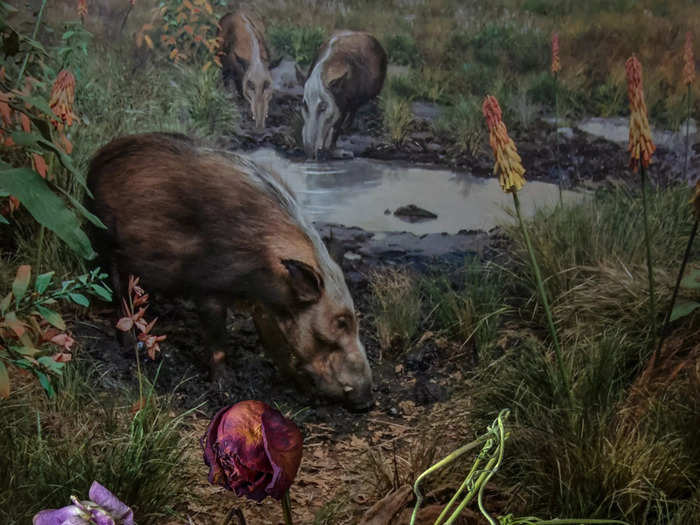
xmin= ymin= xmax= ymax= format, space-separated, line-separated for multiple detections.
xmin=380 ymin=91 xmax=414 ymax=146
xmin=434 ymin=95 xmax=483 ymax=156
xmin=0 ymin=361 xmax=196 ymax=524
xmin=268 ymin=25 xmax=326 ymax=68
xmin=370 ymin=268 xmax=422 ymax=354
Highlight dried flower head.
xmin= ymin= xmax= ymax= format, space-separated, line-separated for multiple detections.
xmin=625 ymin=56 xmax=655 ymax=172
xmin=49 ymin=70 xmax=77 ymax=129
xmin=551 ymin=32 xmax=561 ymax=74
xmin=482 ymin=95 xmax=526 ymax=193
xmin=683 ymin=31 xmax=695 ymax=86
xmin=77 ymin=0 xmax=87 ymax=17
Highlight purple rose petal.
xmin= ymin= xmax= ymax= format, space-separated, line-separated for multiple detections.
xmin=32 ymin=505 xmax=88 ymax=525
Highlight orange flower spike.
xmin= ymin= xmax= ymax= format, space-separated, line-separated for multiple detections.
xmin=551 ymin=32 xmax=561 ymax=74
xmin=49 ymin=70 xmax=77 ymax=129
xmin=77 ymin=0 xmax=87 ymax=17
xmin=625 ymin=56 xmax=655 ymax=172
xmin=683 ymin=31 xmax=695 ymax=86
xmin=482 ymin=95 xmax=526 ymax=193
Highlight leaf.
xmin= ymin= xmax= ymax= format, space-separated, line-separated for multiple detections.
xmin=2 ymin=312 xmax=25 ymax=338
xmin=0 ymin=168 xmax=96 ymax=259
xmin=0 ymin=361 xmax=8 ymax=398
xmin=12 ymin=264 xmax=31 ymax=303
xmin=35 ymin=271 xmax=54 ymax=294
xmin=68 ymin=293 xmax=89 ymax=307
xmin=35 ymin=370 xmax=55 ymax=398
xmin=55 ymin=185 xmax=106 ymax=229
xmin=116 ymin=317 xmax=134 ymax=332
xmin=35 ymin=305 xmax=66 ymax=330
xmin=0 ymin=214 xmax=8 ymax=224
xmin=680 ymin=268 xmax=700 ymax=290
xmin=90 ymin=283 xmax=112 ymax=302
xmin=38 ymin=356 xmax=64 ymax=374
xmin=670 ymin=301 xmax=700 ymax=322
xmin=0 ymin=292 xmax=11 ymax=314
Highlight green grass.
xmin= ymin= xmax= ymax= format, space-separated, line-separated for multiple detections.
xmin=0 ymin=361 xmax=197 ymax=524
xmin=379 ymin=91 xmax=414 ymax=146
xmin=466 ymin=184 xmax=700 ymax=523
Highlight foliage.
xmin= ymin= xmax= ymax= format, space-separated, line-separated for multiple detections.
xmin=370 ymin=268 xmax=423 ymax=354
xmin=268 ymin=25 xmax=326 ymax=68
xmin=670 ymin=267 xmax=700 ymax=321
xmin=0 ymin=362 xmax=196 ymax=524
xmin=136 ymin=0 xmax=221 ymax=69
xmin=380 ymin=91 xmax=414 ymax=146
xmin=434 ymin=95 xmax=483 ymax=156
xmin=0 ymin=265 xmax=111 ymax=399
xmin=0 ymin=5 xmax=104 ymax=259
xmin=385 ymin=33 xmax=422 ymax=67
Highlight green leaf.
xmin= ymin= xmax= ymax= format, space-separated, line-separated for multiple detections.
xmin=38 ymin=356 xmax=64 ymax=374
xmin=16 ymin=95 xmax=54 ymax=117
xmin=12 ymin=346 xmax=39 ymax=357
xmin=680 ymin=268 xmax=700 ymax=290
xmin=0 ymin=214 xmax=8 ymax=225
xmin=35 ymin=305 xmax=66 ymax=330
xmin=12 ymin=265 xmax=31 ymax=303
xmin=0 ymin=292 xmax=11 ymax=315
xmin=670 ymin=301 xmax=700 ymax=322
xmin=90 ymin=283 xmax=113 ymax=302
xmin=68 ymin=293 xmax=89 ymax=307
xmin=9 ymin=131 xmax=42 ymax=148
xmin=0 ymin=168 xmax=96 ymax=259
xmin=0 ymin=361 xmax=9 ymax=399
xmin=35 ymin=371 xmax=56 ymax=398
xmin=55 ymin=185 xmax=106 ymax=229
xmin=35 ymin=271 xmax=54 ymax=294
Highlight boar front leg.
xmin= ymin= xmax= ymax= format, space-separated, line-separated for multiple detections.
xmin=197 ymin=296 xmax=229 ymax=383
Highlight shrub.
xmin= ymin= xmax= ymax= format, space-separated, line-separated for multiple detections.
xmin=268 ymin=25 xmax=326 ymax=68
xmin=380 ymin=92 xmax=414 ymax=146
xmin=434 ymin=95 xmax=483 ymax=156
xmin=385 ymin=33 xmax=422 ymax=67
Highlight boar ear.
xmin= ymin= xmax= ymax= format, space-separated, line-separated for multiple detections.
xmin=282 ymin=259 xmax=324 ymax=304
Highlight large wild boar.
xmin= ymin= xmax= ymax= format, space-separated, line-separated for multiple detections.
xmin=302 ymin=31 xmax=387 ymax=159
xmin=86 ymin=133 xmax=373 ymax=410
xmin=219 ymin=10 xmax=273 ymax=131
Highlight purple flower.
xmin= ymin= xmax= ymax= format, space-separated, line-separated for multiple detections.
xmin=33 ymin=482 xmax=134 ymax=525
xmin=201 ymin=400 xmax=303 ymax=502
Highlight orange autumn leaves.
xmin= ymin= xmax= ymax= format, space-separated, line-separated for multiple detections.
xmin=482 ymin=95 xmax=526 ymax=193
xmin=49 ymin=69 xmax=78 ymax=131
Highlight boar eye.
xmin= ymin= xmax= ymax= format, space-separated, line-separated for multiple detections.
xmin=319 ymin=101 xmax=328 ymax=113
xmin=263 ymin=80 xmax=271 ymax=90
xmin=335 ymin=316 xmax=350 ymax=332
xmin=246 ymin=80 xmax=255 ymax=91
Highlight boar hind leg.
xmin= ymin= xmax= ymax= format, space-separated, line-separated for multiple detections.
xmin=197 ymin=296 xmax=229 ymax=382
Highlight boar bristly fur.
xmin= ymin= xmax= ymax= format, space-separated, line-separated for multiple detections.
xmin=87 ymin=133 xmax=373 ymax=409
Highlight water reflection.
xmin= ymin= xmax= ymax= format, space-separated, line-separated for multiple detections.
xmin=245 ymin=149 xmax=582 ymax=235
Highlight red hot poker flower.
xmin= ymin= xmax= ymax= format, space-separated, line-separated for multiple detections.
xmin=77 ymin=0 xmax=87 ymax=17
xmin=683 ymin=31 xmax=695 ymax=86
xmin=202 ymin=400 xmax=303 ymax=502
xmin=625 ymin=56 xmax=655 ymax=172
xmin=49 ymin=70 xmax=77 ymax=129
xmin=551 ymin=32 xmax=561 ymax=74
xmin=483 ymin=95 xmax=526 ymax=193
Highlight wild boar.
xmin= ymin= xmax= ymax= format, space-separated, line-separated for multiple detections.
xmin=302 ymin=31 xmax=387 ymax=159
xmin=219 ymin=9 xmax=273 ymax=131
xmin=86 ymin=133 xmax=373 ymax=410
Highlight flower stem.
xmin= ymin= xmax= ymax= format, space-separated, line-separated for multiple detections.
xmin=282 ymin=490 xmax=294 ymax=525
xmin=16 ymin=0 xmax=47 ymax=87
xmin=639 ymin=163 xmax=657 ymax=343
xmin=512 ymin=191 xmax=573 ymax=406
xmin=554 ymin=71 xmax=562 ymax=207
xmin=655 ymin=217 xmax=698 ymax=364
xmin=684 ymin=84 xmax=691 ymax=182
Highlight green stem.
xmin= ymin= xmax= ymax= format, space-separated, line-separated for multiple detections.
xmin=684 ymin=84 xmax=691 ymax=181
xmin=512 ymin=191 xmax=573 ymax=406
xmin=554 ymin=71 xmax=562 ymax=207
xmin=655 ymin=217 xmax=698 ymax=364
xmin=281 ymin=490 xmax=294 ymax=525
xmin=16 ymin=0 xmax=48 ymax=87
xmin=639 ymin=163 xmax=657 ymax=343
xmin=409 ymin=433 xmax=492 ymax=525
xmin=35 ymin=226 xmax=45 ymax=273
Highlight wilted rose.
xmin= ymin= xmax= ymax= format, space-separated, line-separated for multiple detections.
xmin=201 ymin=400 xmax=303 ymax=502
xmin=33 ymin=481 xmax=133 ymax=525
